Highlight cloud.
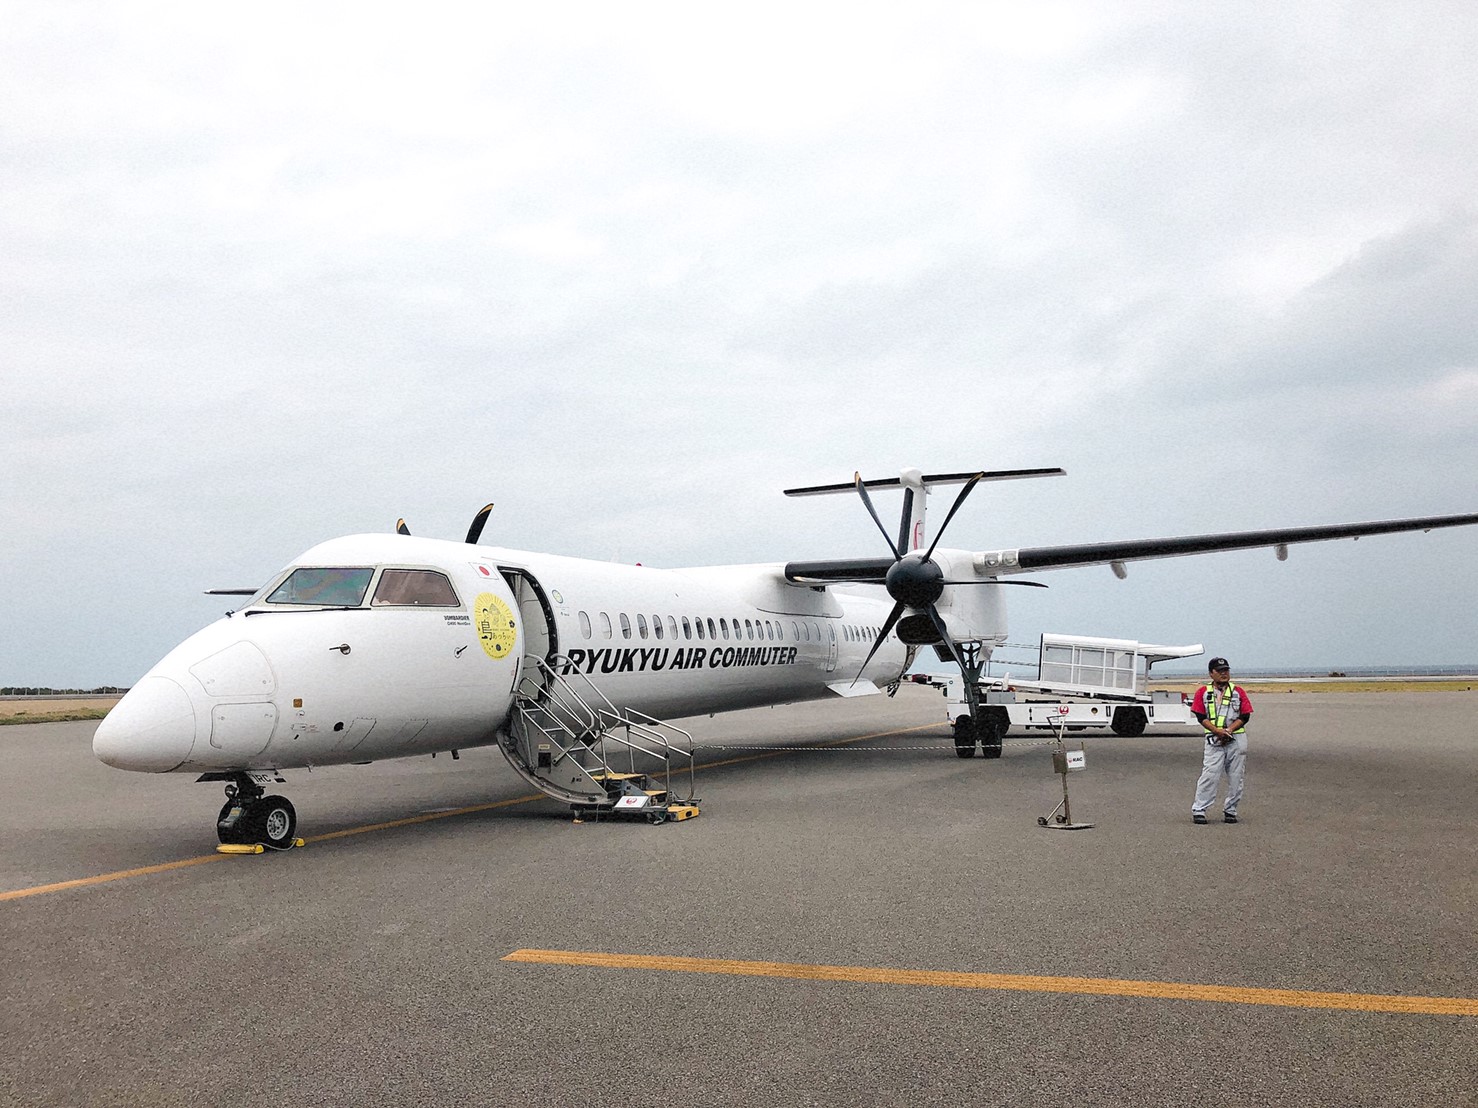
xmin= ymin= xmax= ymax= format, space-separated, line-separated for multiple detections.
xmin=3 ymin=2 xmax=1478 ymax=681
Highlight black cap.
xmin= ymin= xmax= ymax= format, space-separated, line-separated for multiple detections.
xmin=1208 ymin=657 xmax=1230 ymax=671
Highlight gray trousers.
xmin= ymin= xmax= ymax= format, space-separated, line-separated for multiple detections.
xmin=1192 ymin=733 xmax=1246 ymax=815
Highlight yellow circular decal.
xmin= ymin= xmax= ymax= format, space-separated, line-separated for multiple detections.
xmin=474 ymin=593 xmax=518 ymax=660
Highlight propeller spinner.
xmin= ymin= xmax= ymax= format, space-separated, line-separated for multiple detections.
xmin=851 ymin=471 xmax=989 ymax=681
xmin=782 ymin=469 xmax=1051 ymax=684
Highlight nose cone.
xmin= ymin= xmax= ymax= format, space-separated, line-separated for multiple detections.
xmin=94 ymin=676 xmax=199 ymax=772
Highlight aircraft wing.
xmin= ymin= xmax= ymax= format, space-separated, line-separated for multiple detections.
xmin=784 ymin=511 xmax=1478 ymax=584
xmin=987 ymin=512 xmax=1478 ymax=574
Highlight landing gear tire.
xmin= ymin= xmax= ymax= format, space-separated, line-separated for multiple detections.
xmin=216 ymin=791 xmax=296 ymax=847
xmin=953 ymin=717 xmax=978 ymax=759
xmin=1111 ymin=707 xmax=1148 ymax=737
xmin=254 ymin=796 xmax=297 ymax=848
xmin=217 ymin=799 xmax=246 ymax=844
xmin=979 ymin=708 xmax=1008 ymax=760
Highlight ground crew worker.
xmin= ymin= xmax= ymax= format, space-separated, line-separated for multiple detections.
xmin=1190 ymin=657 xmax=1252 ymax=824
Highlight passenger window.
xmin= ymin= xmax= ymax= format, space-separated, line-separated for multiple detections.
xmin=765 ymin=621 xmax=775 ymax=641
xmin=637 ymin=613 xmax=648 ymax=639
xmin=599 ymin=612 xmax=612 ymax=639
xmin=744 ymin=619 xmax=753 ymax=639
xmin=667 ymin=616 xmax=679 ymax=639
xmin=266 ymin=567 xmax=373 ymax=607
xmin=619 ymin=613 xmax=632 ymax=639
xmin=579 ymin=611 xmax=592 ymax=639
xmin=371 ymin=569 xmax=460 ymax=607
xmin=651 ymin=614 xmax=662 ymax=640
xmin=682 ymin=617 xmax=692 ymax=640
xmin=706 ymin=618 xmax=717 ymax=639
xmin=792 ymin=621 xmax=800 ymax=640
xmin=719 ymin=618 xmax=729 ymax=639
xmin=696 ymin=618 xmax=706 ymax=640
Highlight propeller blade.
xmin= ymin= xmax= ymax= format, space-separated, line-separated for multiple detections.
xmin=896 ymin=488 xmax=915 ymax=555
xmin=853 ymin=600 xmax=908 ymax=684
xmin=939 ymin=578 xmax=1049 ymax=588
xmin=396 ymin=519 xmax=411 ymax=536
xmin=921 ymin=472 xmax=985 ymax=562
xmin=927 ymin=604 xmax=970 ymax=677
xmin=854 ymin=472 xmax=902 ymax=559
xmin=465 ymin=503 xmax=494 ymax=545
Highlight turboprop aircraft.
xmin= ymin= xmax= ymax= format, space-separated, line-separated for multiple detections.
xmin=94 ymin=468 xmax=1478 ymax=847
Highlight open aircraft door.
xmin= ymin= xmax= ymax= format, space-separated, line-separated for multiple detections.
xmin=498 ymin=566 xmax=558 ymax=670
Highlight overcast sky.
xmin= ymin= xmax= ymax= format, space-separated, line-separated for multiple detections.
xmin=4 ymin=1 xmax=1477 ymax=686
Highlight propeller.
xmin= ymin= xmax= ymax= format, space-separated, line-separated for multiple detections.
xmin=393 ymin=504 xmax=494 ymax=544
xmin=850 ymin=472 xmax=1044 ymax=682
xmin=465 ymin=503 xmax=494 ymax=545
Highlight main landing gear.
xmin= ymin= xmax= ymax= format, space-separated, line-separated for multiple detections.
xmin=952 ymin=709 xmax=1006 ymax=760
xmin=213 ymin=772 xmax=299 ymax=850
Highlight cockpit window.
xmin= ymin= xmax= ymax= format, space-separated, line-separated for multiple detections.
xmin=265 ymin=567 xmax=374 ymax=607
xmin=372 ymin=569 xmax=460 ymax=607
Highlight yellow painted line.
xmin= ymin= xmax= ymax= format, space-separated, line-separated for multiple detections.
xmin=304 ymin=793 xmax=545 ymax=842
xmin=0 ymin=721 xmax=939 ymax=903
xmin=691 ymin=722 xmax=942 ymax=772
xmin=0 ymin=793 xmax=547 ymax=902
xmin=502 ymin=949 xmax=1478 ymax=1018
xmin=0 ymin=855 xmax=227 ymax=902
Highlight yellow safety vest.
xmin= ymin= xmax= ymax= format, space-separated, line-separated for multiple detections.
xmin=1206 ymin=685 xmax=1246 ymax=735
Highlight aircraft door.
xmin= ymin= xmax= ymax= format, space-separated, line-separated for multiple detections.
xmin=500 ymin=568 xmax=557 ymax=665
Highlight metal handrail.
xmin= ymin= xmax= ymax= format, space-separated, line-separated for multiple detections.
xmin=506 ymin=654 xmax=696 ymax=806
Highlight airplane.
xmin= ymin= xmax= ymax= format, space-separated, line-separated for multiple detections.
xmin=93 ymin=467 xmax=1478 ymax=848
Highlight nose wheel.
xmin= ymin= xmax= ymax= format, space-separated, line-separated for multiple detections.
xmin=216 ymin=774 xmax=299 ymax=849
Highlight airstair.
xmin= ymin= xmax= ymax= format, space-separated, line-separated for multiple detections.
xmin=501 ymin=654 xmax=699 ymax=823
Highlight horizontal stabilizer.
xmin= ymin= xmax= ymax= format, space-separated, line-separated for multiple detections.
xmin=785 ymin=468 xmax=1064 ymax=497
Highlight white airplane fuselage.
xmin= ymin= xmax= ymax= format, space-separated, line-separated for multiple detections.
xmin=93 ymin=534 xmax=915 ymax=775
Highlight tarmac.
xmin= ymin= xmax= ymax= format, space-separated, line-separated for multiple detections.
xmin=2 ymin=685 xmax=1475 ymax=1107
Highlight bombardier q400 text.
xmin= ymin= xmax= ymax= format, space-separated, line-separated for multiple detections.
xmin=94 ymin=468 xmax=1478 ymax=847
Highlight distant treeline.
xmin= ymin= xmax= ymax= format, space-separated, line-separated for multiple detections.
xmin=1 ymin=686 xmax=128 ymax=696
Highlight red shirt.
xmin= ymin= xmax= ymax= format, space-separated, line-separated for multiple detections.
xmin=1191 ymin=683 xmax=1252 ymax=726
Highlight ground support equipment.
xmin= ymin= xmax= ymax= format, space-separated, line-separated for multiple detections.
xmin=570 ymin=772 xmax=700 ymax=825
xmin=1038 ymin=717 xmax=1093 ymax=831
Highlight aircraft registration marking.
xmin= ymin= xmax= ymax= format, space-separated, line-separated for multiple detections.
xmin=501 ymin=949 xmax=1478 ymax=1018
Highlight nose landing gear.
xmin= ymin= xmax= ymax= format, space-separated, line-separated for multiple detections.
xmin=213 ymin=772 xmax=301 ymax=851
